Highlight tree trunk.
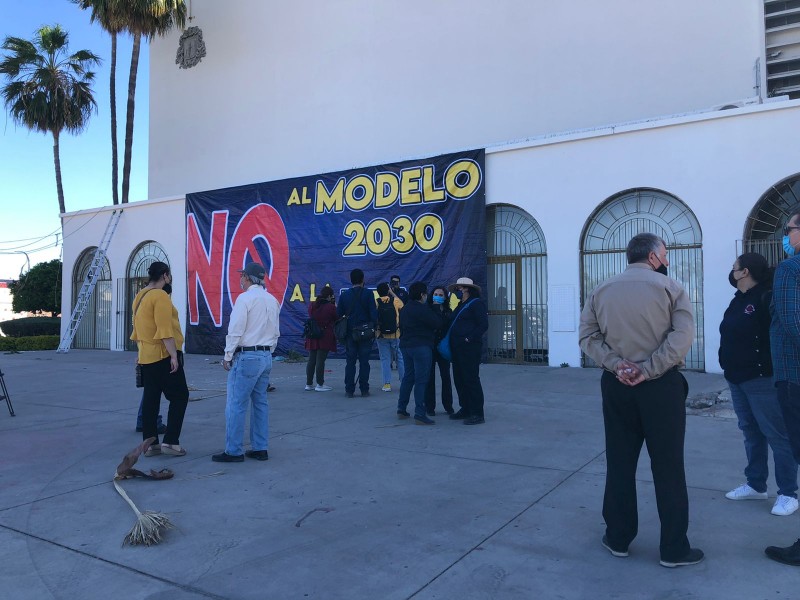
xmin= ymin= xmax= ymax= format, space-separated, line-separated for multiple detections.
xmin=121 ymin=32 xmax=141 ymax=205
xmin=52 ymin=129 xmax=66 ymax=215
xmin=111 ymin=32 xmax=119 ymax=205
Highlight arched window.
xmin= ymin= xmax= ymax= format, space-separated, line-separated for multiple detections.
xmin=580 ymin=189 xmax=704 ymax=369
xmin=120 ymin=241 xmax=170 ymax=350
xmin=486 ymin=204 xmax=548 ymax=363
xmin=72 ymin=247 xmax=112 ymax=349
xmin=743 ymin=173 xmax=800 ymax=266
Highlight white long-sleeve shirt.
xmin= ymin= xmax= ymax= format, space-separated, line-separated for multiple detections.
xmin=224 ymin=285 xmax=281 ymax=361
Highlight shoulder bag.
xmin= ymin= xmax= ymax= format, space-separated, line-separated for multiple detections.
xmin=436 ymin=299 xmax=476 ymax=362
xmin=334 ymin=288 xmax=360 ymax=343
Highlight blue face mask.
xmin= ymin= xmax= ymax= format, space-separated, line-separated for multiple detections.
xmin=454 ymin=290 xmax=463 ymax=300
xmin=433 ymin=295 xmax=445 ymax=304
xmin=784 ymin=235 xmax=796 ymax=257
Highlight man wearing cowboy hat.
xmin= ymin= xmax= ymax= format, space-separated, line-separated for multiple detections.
xmin=447 ymin=277 xmax=489 ymax=425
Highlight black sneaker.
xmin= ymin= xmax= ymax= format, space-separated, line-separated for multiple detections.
xmin=660 ymin=548 xmax=704 ymax=568
xmin=765 ymin=539 xmax=800 ymax=566
xmin=464 ymin=416 xmax=485 ymax=425
xmin=346 ymin=392 xmax=355 ymax=398
xmin=601 ymin=535 xmax=628 ymax=558
xmin=361 ymin=390 xmax=370 ymax=397
xmin=245 ymin=449 xmax=269 ymax=461
xmin=211 ymin=452 xmax=244 ymax=463
xmin=397 ymin=410 xmax=410 ymax=419
xmin=449 ymin=410 xmax=468 ymax=420
xmin=414 ymin=415 xmax=435 ymax=425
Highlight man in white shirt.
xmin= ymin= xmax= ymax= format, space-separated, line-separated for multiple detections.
xmin=212 ymin=262 xmax=280 ymax=462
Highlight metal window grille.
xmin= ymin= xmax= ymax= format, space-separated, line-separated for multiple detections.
xmin=580 ymin=189 xmax=705 ymax=370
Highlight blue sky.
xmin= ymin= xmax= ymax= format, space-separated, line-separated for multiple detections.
xmin=0 ymin=0 xmax=149 ymax=279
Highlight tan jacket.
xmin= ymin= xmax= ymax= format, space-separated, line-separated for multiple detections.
xmin=579 ymin=262 xmax=694 ymax=379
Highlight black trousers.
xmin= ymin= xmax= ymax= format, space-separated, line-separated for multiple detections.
xmin=425 ymin=348 xmax=453 ymax=412
xmin=306 ymin=349 xmax=329 ymax=386
xmin=601 ymin=369 xmax=690 ymax=561
xmin=141 ymin=353 xmax=189 ymax=446
xmin=451 ymin=340 xmax=484 ymax=417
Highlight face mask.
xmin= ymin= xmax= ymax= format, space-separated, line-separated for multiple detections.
xmin=652 ymin=257 xmax=667 ymax=276
xmin=727 ymin=271 xmax=739 ymax=288
xmin=433 ymin=295 xmax=445 ymax=304
xmin=784 ymin=235 xmax=796 ymax=257
xmin=163 ymin=283 xmax=172 ymax=295
xmin=454 ymin=290 xmax=464 ymax=300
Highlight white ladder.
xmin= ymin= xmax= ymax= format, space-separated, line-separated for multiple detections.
xmin=57 ymin=209 xmax=123 ymax=353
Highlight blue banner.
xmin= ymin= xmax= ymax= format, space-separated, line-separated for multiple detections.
xmin=185 ymin=149 xmax=486 ymax=355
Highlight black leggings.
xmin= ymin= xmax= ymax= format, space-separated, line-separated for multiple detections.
xmin=306 ymin=349 xmax=329 ymax=385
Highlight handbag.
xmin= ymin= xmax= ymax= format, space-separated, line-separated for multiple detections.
xmin=303 ymin=317 xmax=323 ymax=339
xmin=351 ymin=322 xmax=376 ymax=342
xmin=132 ymin=289 xmax=153 ymax=388
xmin=436 ymin=299 xmax=477 ymax=362
xmin=334 ymin=287 xmax=362 ymax=343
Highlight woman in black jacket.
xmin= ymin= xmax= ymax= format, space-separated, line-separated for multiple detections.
xmin=425 ymin=285 xmax=453 ymax=416
xmin=448 ymin=277 xmax=489 ymax=425
xmin=719 ymin=252 xmax=798 ymax=516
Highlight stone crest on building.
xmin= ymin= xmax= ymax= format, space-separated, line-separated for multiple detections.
xmin=176 ymin=26 xmax=206 ymax=69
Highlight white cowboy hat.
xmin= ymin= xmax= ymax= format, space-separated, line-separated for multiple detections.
xmin=447 ymin=277 xmax=481 ymax=292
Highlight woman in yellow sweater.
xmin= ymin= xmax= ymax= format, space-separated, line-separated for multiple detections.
xmin=131 ymin=261 xmax=189 ymax=456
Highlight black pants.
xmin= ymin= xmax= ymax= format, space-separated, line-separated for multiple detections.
xmin=601 ymin=369 xmax=690 ymax=561
xmin=345 ymin=338 xmax=372 ymax=394
xmin=306 ymin=349 xmax=329 ymax=386
xmin=141 ymin=353 xmax=189 ymax=446
xmin=425 ymin=348 xmax=453 ymax=412
xmin=451 ymin=340 xmax=484 ymax=417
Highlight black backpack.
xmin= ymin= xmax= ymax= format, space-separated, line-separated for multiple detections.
xmin=303 ymin=318 xmax=322 ymax=339
xmin=376 ymin=300 xmax=397 ymax=334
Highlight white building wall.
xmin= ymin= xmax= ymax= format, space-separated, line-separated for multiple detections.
xmin=60 ymin=198 xmax=186 ymax=350
xmin=486 ymin=101 xmax=800 ymax=370
xmin=148 ymin=0 xmax=764 ymax=199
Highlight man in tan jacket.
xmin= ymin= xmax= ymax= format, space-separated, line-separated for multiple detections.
xmin=579 ymin=232 xmax=703 ymax=568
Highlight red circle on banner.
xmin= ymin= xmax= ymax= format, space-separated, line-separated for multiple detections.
xmin=227 ymin=203 xmax=290 ymax=307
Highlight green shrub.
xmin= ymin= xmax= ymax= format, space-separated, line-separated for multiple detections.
xmin=0 ymin=317 xmax=61 ymax=338
xmin=0 ymin=335 xmax=59 ymax=351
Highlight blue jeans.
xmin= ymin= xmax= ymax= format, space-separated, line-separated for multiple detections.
xmin=225 ymin=350 xmax=271 ymax=456
xmin=398 ymin=345 xmax=433 ymax=418
xmin=377 ymin=337 xmax=404 ymax=384
xmin=345 ymin=338 xmax=373 ymax=394
xmin=729 ymin=377 xmax=798 ymax=497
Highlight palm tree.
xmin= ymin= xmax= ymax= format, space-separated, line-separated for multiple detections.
xmin=0 ymin=25 xmax=101 ymax=214
xmin=119 ymin=0 xmax=186 ymax=204
xmin=74 ymin=0 xmax=125 ymax=205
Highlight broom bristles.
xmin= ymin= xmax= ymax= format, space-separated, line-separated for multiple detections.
xmin=123 ymin=511 xmax=174 ymax=546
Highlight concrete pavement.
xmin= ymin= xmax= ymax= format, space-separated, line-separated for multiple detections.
xmin=0 ymin=350 xmax=797 ymax=599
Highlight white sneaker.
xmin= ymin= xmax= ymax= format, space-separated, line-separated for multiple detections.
xmin=725 ymin=484 xmax=767 ymax=501
xmin=315 ymin=384 xmax=332 ymax=392
xmin=772 ymin=495 xmax=800 ymax=516
xmin=304 ymin=385 xmax=314 ymax=391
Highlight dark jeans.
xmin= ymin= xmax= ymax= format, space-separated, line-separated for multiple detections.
xmin=398 ymin=345 xmax=433 ymax=418
xmin=425 ymin=348 xmax=453 ymax=412
xmin=306 ymin=349 xmax=329 ymax=386
xmin=777 ymin=381 xmax=800 ymax=464
xmin=141 ymin=353 xmax=189 ymax=446
xmin=451 ymin=340 xmax=484 ymax=417
xmin=601 ymin=369 xmax=690 ymax=562
xmin=345 ymin=338 xmax=373 ymax=394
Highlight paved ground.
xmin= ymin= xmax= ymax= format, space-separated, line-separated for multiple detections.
xmin=0 ymin=350 xmax=798 ymax=599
